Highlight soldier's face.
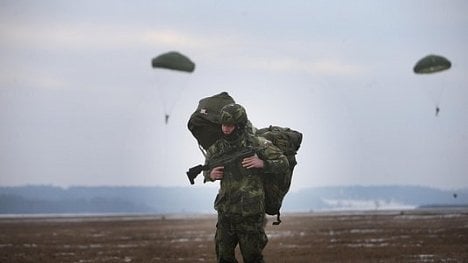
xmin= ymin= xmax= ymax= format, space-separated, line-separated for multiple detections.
xmin=221 ymin=124 xmax=236 ymax=135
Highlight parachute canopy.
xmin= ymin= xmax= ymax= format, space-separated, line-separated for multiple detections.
xmin=413 ymin=54 xmax=451 ymax=74
xmin=151 ymin=51 xmax=195 ymax=73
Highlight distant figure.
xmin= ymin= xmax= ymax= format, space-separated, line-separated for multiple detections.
xmin=453 ymin=193 xmax=458 ymax=199
xmin=435 ymin=106 xmax=440 ymax=117
xmin=165 ymin=114 xmax=170 ymax=124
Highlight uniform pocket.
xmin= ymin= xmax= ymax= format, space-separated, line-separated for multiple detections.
xmin=214 ymin=193 xmax=225 ymax=211
xmin=242 ymin=194 xmax=264 ymax=216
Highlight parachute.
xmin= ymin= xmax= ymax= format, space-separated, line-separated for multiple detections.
xmin=413 ymin=54 xmax=452 ymax=116
xmin=151 ymin=51 xmax=195 ymax=124
xmin=152 ymin=51 xmax=195 ymax=73
xmin=413 ymin=54 xmax=451 ymax=74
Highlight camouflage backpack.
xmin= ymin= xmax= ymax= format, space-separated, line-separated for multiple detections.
xmin=256 ymin=126 xmax=303 ymax=224
xmin=187 ymin=92 xmax=235 ymax=151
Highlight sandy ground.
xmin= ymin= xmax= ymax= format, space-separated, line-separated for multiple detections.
xmin=1 ymin=209 xmax=467 ymax=263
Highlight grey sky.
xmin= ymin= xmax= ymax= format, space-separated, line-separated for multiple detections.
xmin=1 ymin=0 xmax=467 ymax=190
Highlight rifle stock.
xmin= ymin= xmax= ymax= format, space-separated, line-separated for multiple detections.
xmin=186 ymin=164 xmax=206 ymax=185
xmin=186 ymin=147 xmax=256 ymax=185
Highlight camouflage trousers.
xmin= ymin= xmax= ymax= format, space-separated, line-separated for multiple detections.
xmin=215 ymin=213 xmax=268 ymax=263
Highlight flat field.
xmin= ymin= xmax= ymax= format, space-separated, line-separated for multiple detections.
xmin=1 ymin=209 xmax=467 ymax=262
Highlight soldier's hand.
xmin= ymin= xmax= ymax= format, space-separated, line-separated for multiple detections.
xmin=242 ymin=155 xmax=264 ymax=169
xmin=210 ymin=166 xmax=224 ymax=181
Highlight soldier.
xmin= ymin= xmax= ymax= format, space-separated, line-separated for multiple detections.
xmin=203 ymin=103 xmax=289 ymax=263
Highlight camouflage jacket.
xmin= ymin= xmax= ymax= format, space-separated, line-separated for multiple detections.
xmin=203 ymin=133 xmax=289 ymax=216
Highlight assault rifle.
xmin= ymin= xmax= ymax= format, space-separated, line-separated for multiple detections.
xmin=186 ymin=147 xmax=256 ymax=185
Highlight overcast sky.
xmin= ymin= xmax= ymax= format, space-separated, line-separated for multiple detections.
xmin=1 ymin=0 xmax=467 ymax=191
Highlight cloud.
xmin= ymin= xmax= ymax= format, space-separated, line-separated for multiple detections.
xmin=142 ymin=29 xmax=216 ymax=50
xmin=0 ymin=23 xmax=141 ymax=51
xmin=0 ymin=66 xmax=68 ymax=90
xmin=0 ymin=21 xmax=229 ymax=51
xmin=231 ymin=55 xmax=366 ymax=76
xmin=1 ymin=19 xmax=368 ymax=81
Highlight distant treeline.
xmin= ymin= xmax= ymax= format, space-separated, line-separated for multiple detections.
xmin=0 ymin=185 xmax=466 ymax=214
xmin=0 ymin=186 xmax=217 ymax=214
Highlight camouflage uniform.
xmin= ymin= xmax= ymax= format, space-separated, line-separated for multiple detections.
xmin=204 ymin=104 xmax=289 ymax=263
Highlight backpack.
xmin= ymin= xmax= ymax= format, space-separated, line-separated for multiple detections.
xmin=187 ymin=92 xmax=303 ymax=224
xmin=256 ymin=126 xmax=303 ymax=224
xmin=187 ymin=92 xmax=235 ymax=151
